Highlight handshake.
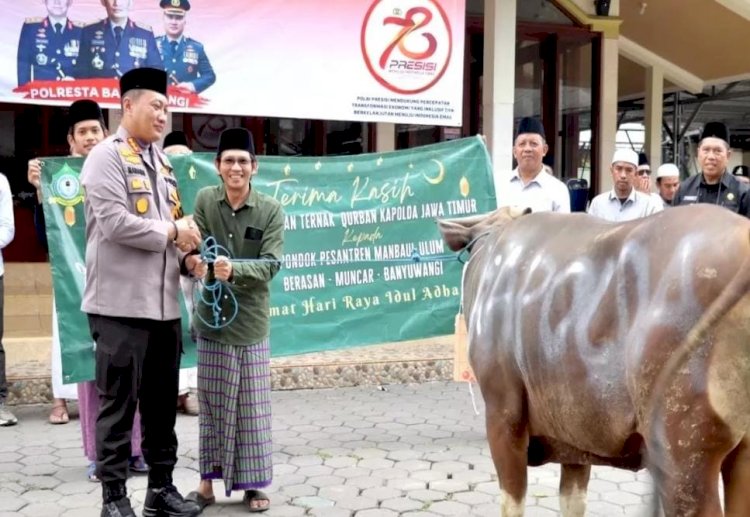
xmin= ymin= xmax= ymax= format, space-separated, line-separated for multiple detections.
xmin=171 ymin=216 xmax=202 ymax=252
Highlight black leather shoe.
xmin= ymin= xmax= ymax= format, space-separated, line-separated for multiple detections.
xmin=101 ymin=497 xmax=136 ymax=517
xmin=142 ymin=485 xmax=201 ymax=517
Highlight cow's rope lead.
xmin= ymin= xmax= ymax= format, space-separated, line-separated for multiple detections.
xmin=192 ymin=234 xmax=483 ymax=329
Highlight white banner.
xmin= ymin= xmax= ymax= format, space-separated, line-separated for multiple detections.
xmin=3 ymin=0 xmax=465 ymax=126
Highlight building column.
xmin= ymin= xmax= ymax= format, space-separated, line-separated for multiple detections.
xmin=164 ymin=113 xmax=173 ymax=143
xmin=597 ymin=35 xmax=619 ymax=194
xmin=107 ymin=110 xmax=173 ymax=143
xmin=107 ymin=108 xmax=122 ymax=133
xmin=644 ymin=66 xmax=664 ymax=170
xmin=375 ymin=123 xmax=395 ymax=152
xmin=482 ymin=0 xmax=517 ymax=205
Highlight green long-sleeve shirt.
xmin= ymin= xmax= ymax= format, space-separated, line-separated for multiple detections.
xmin=192 ymin=184 xmax=284 ymax=345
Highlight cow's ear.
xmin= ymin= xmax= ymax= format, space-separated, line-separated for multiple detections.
xmin=437 ymin=219 xmax=471 ymax=252
xmin=508 ymin=206 xmax=532 ymax=219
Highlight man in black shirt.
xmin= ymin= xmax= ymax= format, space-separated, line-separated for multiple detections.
xmin=673 ymin=122 xmax=750 ymax=215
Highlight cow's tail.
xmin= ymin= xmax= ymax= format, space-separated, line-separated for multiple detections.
xmin=647 ymin=230 xmax=750 ymax=515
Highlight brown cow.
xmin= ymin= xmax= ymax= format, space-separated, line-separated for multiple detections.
xmin=438 ymin=204 xmax=750 ymax=517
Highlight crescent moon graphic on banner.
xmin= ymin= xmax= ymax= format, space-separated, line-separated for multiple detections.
xmin=423 ymin=159 xmax=445 ymax=185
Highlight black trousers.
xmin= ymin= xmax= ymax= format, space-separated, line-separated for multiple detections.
xmin=88 ymin=314 xmax=182 ymax=486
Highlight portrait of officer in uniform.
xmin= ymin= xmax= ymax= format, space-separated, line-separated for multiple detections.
xmin=17 ymin=0 xmax=83 ymax=86
xmin=75 ymin=0 xmax=163 ymax=79
xmin=156 ymin=0 xmax=215 ymax=94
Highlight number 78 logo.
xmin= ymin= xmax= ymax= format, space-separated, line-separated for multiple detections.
xmin=361 ymin=0 xmax=453 ymax=95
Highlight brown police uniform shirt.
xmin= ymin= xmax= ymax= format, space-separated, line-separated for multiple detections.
xmin=81 ymin=126 xmax=185 ymax=320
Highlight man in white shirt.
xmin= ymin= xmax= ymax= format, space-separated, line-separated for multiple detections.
xmin=0 ymin=173 xmax=16 ymax=426
xmin=498 ymin=117 xmax=570 ymax=213
xmin=588 ymin=149 xmax=663 ymax=222
xmin=656 ymin=163 xmax=680 ymax=206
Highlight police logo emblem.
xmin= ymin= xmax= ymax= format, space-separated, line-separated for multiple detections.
xmin=171 ymin=0 xmax=180 ymax=6
xmin=92 ymin=54 xmax=104 ymax=70
xmin=36 ymin=53 xmax=48 ymax=65
xmin=136 ymin=198 xmax=149 ymax=214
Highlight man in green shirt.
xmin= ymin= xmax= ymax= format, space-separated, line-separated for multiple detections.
xmin=184 ymin=127 xmax=284 ymax=513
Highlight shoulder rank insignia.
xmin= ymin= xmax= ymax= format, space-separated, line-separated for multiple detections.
xmin=120 ymin=148 xmax=141 ymax=165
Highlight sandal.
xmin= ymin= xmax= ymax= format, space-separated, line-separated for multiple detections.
xmin=87 ymin=462 xmax=99 ymax=482
xmin=243 ymin=489 xmax=270 ymax=513
xmin=185 ymin=491 xmax=216 ymax=510
xmin=49 ymin=401 xmax=70 ymax=425
xmin=129 ymin=456 xmax=149 ymax=473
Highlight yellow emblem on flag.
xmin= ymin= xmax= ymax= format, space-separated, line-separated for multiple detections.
xmin=136 ymin=197 xmax=149 ymax=214
xmin=64 ymin=206 xmax=76 ymax=226
xmin=131 ymin=178 xmax=143 ymax=189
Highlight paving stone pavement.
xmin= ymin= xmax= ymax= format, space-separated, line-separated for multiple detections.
xmin=0 ymin=381 xmax=660 ymax=516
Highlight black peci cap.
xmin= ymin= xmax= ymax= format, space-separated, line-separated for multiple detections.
xmin=120 ymin=67 xmax=168 ymax=96
xmin=164 ymin=131 xmax=188 ymax=148
xmin=68 ymin=99 xmax=103 ymax=130
xmin=217 ymin=128 xmax=255 ymax=157
xmin=516 ymin=117 xmax=545 ymax=140
xmin=700 ymin=121 xmax=729 ymax=143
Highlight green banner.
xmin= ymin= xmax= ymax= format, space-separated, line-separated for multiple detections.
xmin=41 ymin=136 xmax=496 ymax=383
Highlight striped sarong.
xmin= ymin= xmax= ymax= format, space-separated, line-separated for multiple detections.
xmin=196 ymin=337 xmax=273 ymax=496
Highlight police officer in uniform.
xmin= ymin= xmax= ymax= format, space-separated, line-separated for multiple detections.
xmin=17 ymin=0 xmax=83 ymax=85
xmin=80 ymin=67 xmax=201 ymax=517
xmin=672 ymin=122 xmax=750 ymax=216
xmin=156 ymin=0 xmax=215 ymax=93
xmin=75 ymin=0 xmax=163 ymax=79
